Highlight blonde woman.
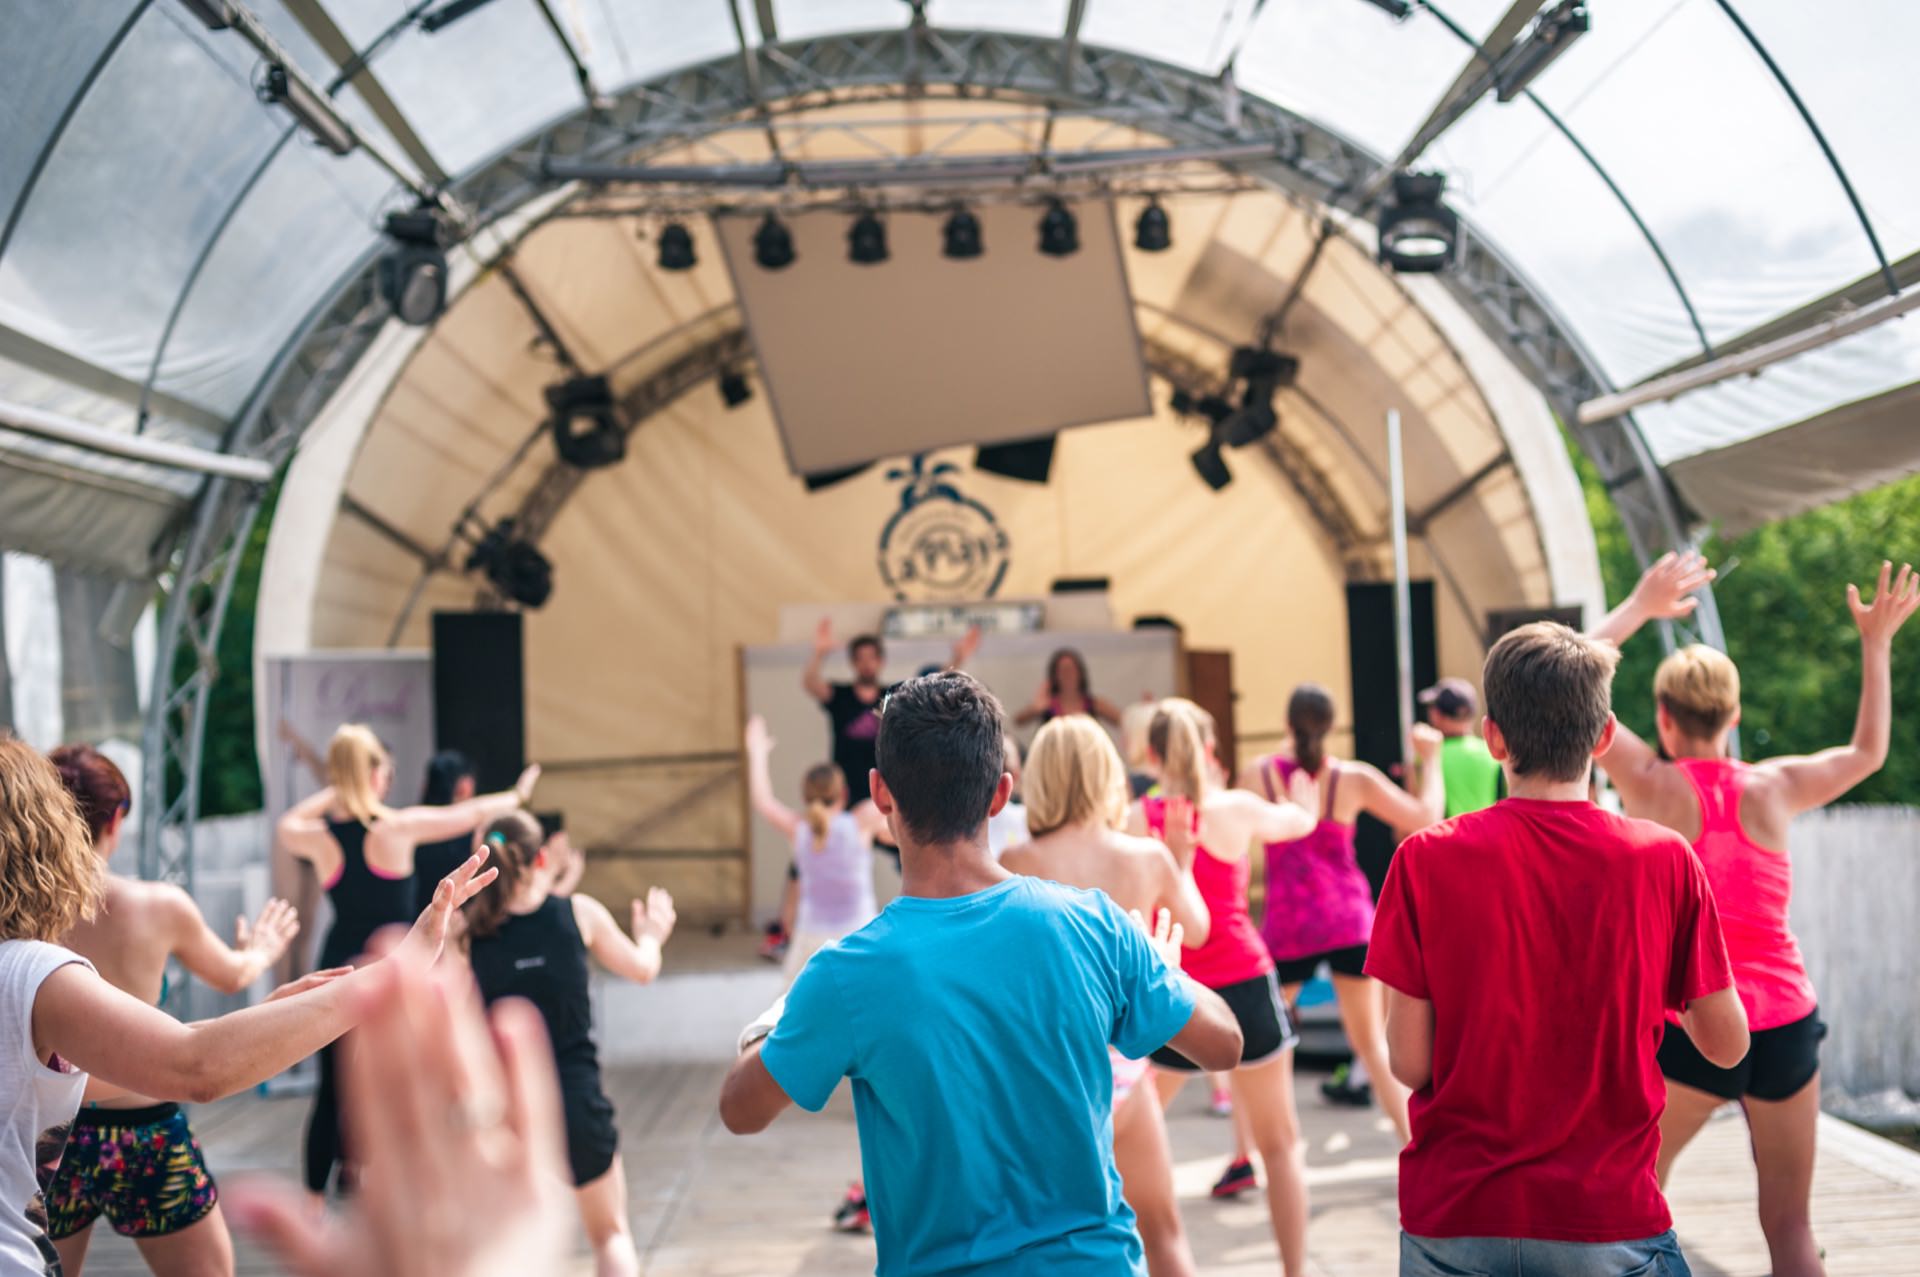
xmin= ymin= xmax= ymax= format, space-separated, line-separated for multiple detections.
xmin=1126 ymin=699 xmax=1318 ymax=1277
xmin=0 ymin=736 xmax=492 ymax=1277
xmin=1000 ymin=717 xmax=1210 ymax=1277
xmin=275 ymin=724 xmax=537 ymax=1200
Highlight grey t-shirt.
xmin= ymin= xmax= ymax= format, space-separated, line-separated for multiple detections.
xmin=0 ymin=940 xmax=91 ymax=1276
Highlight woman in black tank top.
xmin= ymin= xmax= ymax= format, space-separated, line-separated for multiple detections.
xmin=275 ymin=724 xmax=539 ymax=1201
xmin=463 ymin=812 xmax=676 ymax=1277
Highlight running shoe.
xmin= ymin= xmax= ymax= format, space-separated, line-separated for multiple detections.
xmin=1210 ymin=1157 xmax=1258 ymax=1199
xmin=832 ymin=1184 xmax=871 ymax=1233
xmin=1319 ymin=1064 xmax=1373 ymax=1108
xmin=1208 ymin=1086 xmax=1233 ymax=1117
xmin=758 ymin=924 xmax=789 ymax=963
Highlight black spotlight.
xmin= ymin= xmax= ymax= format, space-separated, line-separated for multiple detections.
xmin=1377 ymin=171 xmax=1458 ymax=274
xmin=657 ymin=221 xmax=696 ymax=271
xmin=1168 ymin=386 xmax=1195 ymax=416
xmin=466 ymin=518 xmax=553 ymax=609
xmin=377 ymin=209 xmax=449 ymax=326
xmin=754 ymin=212 xmax=795 ymax=270
xmin=547 ymin=375 xmax=624 ymax=470
xmin=848 ymin=209 xmax=888 ymax=265
xmin=943 ymin=206 xmax=984 ymax=259
xmin=1134 ymin=198 xmax=1171 ymax=252
xmin=718 ymin=368 xmax=752 ymax=409
xmin=1038 ymin=199 xmax=1079 ymax=257
xmin=1220 ymin=394 xmax=1278 ymax=448
xmin=1191 ymin=441 xmax=1231 ymax=492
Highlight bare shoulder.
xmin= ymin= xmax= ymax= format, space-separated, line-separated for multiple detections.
xmin=1107 ymin=829 xmax=1176 ymax=863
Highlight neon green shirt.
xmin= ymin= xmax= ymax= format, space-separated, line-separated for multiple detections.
xmin=1439 ymin=733 xmax=1502 ymax=817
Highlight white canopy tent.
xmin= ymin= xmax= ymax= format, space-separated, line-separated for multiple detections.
xmin=4 ymin=0 xmax=1918 ymax=899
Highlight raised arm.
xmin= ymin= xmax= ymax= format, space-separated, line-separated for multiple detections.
xmin=802 ymin=617 xmax=834 ymax=704
xmin=948 ymin=623 xmax=982 ymax=671
xmin=1760 ymin=561 xmax=1919 ymax=814
xmin=36 ymin=853 xmax=495 ymax=1103
xmin=390 ymin=765 xmax=539 ymax=847
xmin=1594 ymin=716 xmax=1674 ymax=813
xmin=169 ymin=891 xmax=301 ymax=996
xmin=573 ymin=889 xmax=675 ymax=985
xmin=743 ymin=716 xmax=800 ymax=840
xmin=277 ymin=720 xmax=329 ymax=787
xmin=1091 ymin=695 xmax=1124 ymax=728
xmin=1239 ymin=789 xmax=1316 ymax=844
xmin=1012 ymin=680 xmax=1053 ymax=727
xmin=276 ymin=785 xmax=339 ymax=863
xmin=1588 ymin=550 xmax=1717 ymax=649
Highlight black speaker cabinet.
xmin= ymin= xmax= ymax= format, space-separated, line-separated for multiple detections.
xmin=431 ymin=611 xmax=525 ymax=792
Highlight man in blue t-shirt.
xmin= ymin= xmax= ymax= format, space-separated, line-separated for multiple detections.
xmin=720 ymin=672 xmax=1243 ymax=1275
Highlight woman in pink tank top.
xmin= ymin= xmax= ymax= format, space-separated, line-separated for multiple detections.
xmin=1239 ymin=684 xmax=1445 ymax=1147
xmin=1126 ymin=699 xmax=1320 ymax=1277
xmin=1592 ymin=552 xmax=1919 ymax=1277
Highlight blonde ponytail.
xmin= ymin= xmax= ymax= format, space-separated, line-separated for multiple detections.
xmin=326 ymin=724 xmax=394 ymax=826
xmin=799 ymin=763 xmax=847 ymax=847
xmin=1148 ymin=698 xmax=1216 ymax=801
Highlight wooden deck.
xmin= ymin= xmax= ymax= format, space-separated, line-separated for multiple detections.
xmin=77 ymin=1062 xmax=1920 ymax=1275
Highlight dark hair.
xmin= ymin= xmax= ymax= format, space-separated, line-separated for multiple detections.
xmin=874 ymin=671 xmax=1005 ymax=846
xmin=421 ymin=749 xmax=476 ymax=806
xmin=847 ymin=633 xmax=884 ymax=662
xmin=1046 ymin=647 xmax=1091 ymax=699
xmin=463 ymin=810 xmax=543 ymax=940
xmin=1287 ymin=684 xmax=1336 ymax=777
xmin=48 ymin=744 xmax=129 ymax=845
xmin=1483 ymin=622 xmax=1620 ymax=782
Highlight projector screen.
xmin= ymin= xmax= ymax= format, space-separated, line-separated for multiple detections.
xmin=716 ymin=201 xmax=1152 ymax=475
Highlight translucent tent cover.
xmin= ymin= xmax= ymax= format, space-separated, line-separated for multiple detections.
xmin=3 ymin=0 xmax=1920 ymax=580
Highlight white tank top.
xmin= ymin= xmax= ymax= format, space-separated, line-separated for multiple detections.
xmin=0 ymin=940 xmax=92 ymax=1275
xmin=793 ymin=812 xmax=878 ymax=939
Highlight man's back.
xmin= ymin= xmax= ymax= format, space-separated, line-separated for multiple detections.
xmin=1367 ymin=799 xmax=1730 ymax=1243
xmin=759 ymin=875 xmax=1193 ymax=1276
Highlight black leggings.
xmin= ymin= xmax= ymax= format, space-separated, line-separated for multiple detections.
xmin=304 ymin=1038 xmax=345 ymax=1194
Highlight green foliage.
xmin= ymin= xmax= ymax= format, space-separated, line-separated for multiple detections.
xmin=1576 ymin=441 xmax=1920 ymax=804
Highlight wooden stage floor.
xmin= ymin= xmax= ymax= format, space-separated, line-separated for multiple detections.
xmin=78 ymin=1061 xmax=1920 ymax=1275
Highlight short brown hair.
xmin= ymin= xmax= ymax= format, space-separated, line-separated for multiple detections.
xmin=0 ymin=738 xmax=103 ymax=941
xmin=1482 ymin=622 xmax=1620 ymax=782
xmin=1654 ymin=644 xmax=1740 ymax=741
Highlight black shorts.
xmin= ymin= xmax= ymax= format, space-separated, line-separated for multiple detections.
xmin=561 ymin=1080 xmax=620 ymax=1187
xmin=1271 ymin=944 xmax=1370 ymax=986
xmin=1150 ymin=971 xmax=1297 ymax=1072
xmin=1659 ymin=1007 xmax=1825 ymax=1102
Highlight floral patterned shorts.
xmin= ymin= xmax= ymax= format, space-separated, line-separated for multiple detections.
xmin=45 ymin=1103 xmax=218 ymax=1239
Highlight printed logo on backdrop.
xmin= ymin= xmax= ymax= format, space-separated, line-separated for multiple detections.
xmin=877 ymin=454 xmax=1010 ymax=602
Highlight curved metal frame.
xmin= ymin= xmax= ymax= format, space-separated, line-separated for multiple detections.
xmin=131 ymin=25 xmax=1723 ymax=894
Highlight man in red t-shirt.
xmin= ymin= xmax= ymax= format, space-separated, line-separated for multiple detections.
xmin=1366 ymin=621 xmax=1749 ymax=1277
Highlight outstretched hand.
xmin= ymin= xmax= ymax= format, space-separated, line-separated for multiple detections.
xmin=1157 ymin=795 xmax=1198 ymax=868
xmin=226 ymin=953 xmax=571 ymax=1277
xmin=744 ymin=715 xmax=774 ymax=756
xmin=1130 ymin=907 xmax=1186 ymax=971
xmin=513 ymin=764 xmax=542 ymax=805
xmin=1630 ymin=550 xmax=1715 ymax=622
xmin=951 ymin=623 xmax=983 ymax=666
xmin=400 ymin=849 xmax=497 ymax=966
xmin=632 ymin=887 xmax=677 ymax=946
xmin=813 ymin=616 xmax=835 ymax=657
xmin=1409 ymin=722 xmax=1444 ymax=763
xmin=238 ymin=897 xmax=300 ymax=966
xmin=263 ymin=966 xmax=352 ymax=1004
xmin=1849 ymin=560 xmax=1919 ymax=648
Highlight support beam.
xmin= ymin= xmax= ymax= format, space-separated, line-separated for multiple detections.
xmin=0 ymin=321 xmax=229 ymax=437
xmin=340 ymin=493 xmax=438 ymax=564
xmin=1408 ymin=451 xmax=1511 ymax=533
xmin=280 ymin=0 xmax=449 ymax=184
xmin=0 ymin=398 xmax=272 ymax=482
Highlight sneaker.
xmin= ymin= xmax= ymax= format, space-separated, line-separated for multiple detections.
xmin=1208 ymin=1086 xmax=1233 ymax=1117
xmin=1210 ymin=1157 xmax=1258 ymax=1199
xmin=758 ymin=925 xmax=790 ymax=963
xmin=1320 ymin=1064 xmax=1373 ymax=1108
xmin=832 ymin=1184 xmax=870 ymax=1233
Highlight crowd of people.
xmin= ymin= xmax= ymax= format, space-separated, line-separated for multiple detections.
xmin=0 ymin=551 xmax=1909 ymax=1276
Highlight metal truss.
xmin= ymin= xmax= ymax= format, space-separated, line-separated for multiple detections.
xmin=140 ymin=24 xmax=1720 ymax=905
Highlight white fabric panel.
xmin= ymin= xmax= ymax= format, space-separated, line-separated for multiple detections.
xmin=772 ymin=0 xmax=900 ymax=39
xmin=0 ymin=0 xmax=141 ymax=225
xmin=0 ymin=428 xmax=187 ymax=578
xmin=928 ymin=0 xmax=1072 ymax=37
xmin=567 ymin=0 xmax=739 ymax=95
xmin=1081 ymin=0 xmax=1258 ymax=75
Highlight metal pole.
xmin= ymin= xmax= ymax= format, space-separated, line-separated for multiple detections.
xmin=1388 ymin=409 xmax=1415 ymax=766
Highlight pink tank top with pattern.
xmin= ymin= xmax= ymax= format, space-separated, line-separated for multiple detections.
xmin=1257 ymin=758 xmax=1375 ymax=960
xmin=1143 ymin=796 xmax=1272 ymax=989
xmin=1672 ymin=759 xmax=1816 ymax=1030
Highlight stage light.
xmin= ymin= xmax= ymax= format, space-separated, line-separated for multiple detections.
xmin=1196 ymin=394 xmax=1234 ymax=424
xmin=1221 ymin=397 xmax=1278 ymax=448
xmin=656 ymin=222 xmax=696 ymax=271
xmin=848 ymin=209 xmax=888 ymax=265
xmin=178 ymin=0 xmax=232 ymax=28
xmin=754 ymin=213 xmax=795 ymax=270
xmin=420 ymin=0 xmax=503 ymax=33
xmin=1191 ymin=441 xmax=1231 ymax=491
xmin=1377 ymin=171 xmax=1457 ymax=274
xmin=260 ymin=64 xmax=354 ymax=156
xmin=547 ymin=376 xmax=624 ymax=470
xmin=1038 ymin=199 xmax=1079 ymax=257
xmin=1134 ymin=199 xmax=1171 ymax=252
xmin=1169 ymin=387 xmax=1195 ymax=416
xmin=377 ymin=209 xmax=449 ymax=326
xmin=1494 ymin=1 xmax=1589 ymax=103
xmin=466 ymin=519 xmax=553 ymax=609
xmin=1229 ymin=347 xmax=1300 ymax=386
xmin=943 ymin=207 xmax=984 ymax=259
xmin=718 ymin=368 xmax=752 ymax=409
